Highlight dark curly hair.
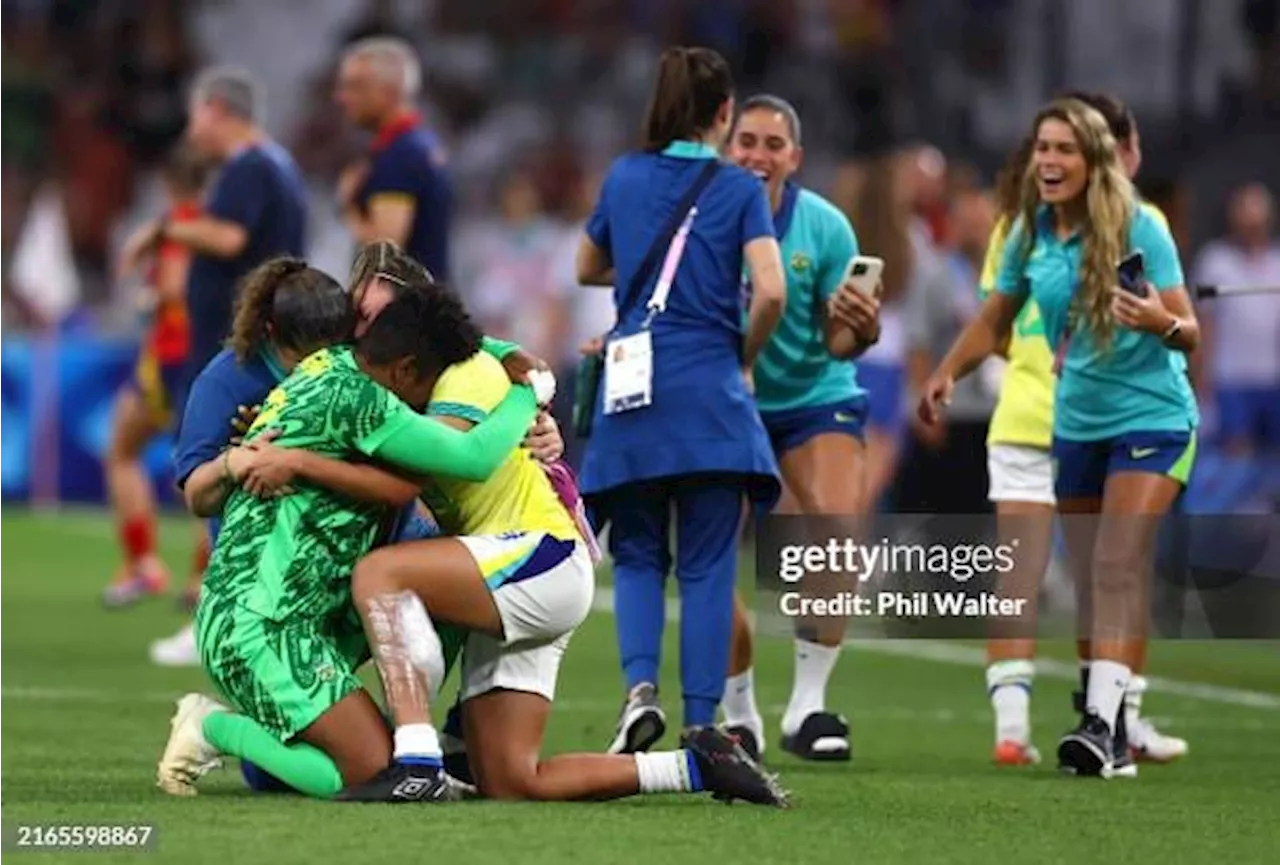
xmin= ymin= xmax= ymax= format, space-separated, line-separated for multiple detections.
xmin=228 ymin=257 xmax=355 ymax=361
xmin=356 ymin=278 xmax=481 ymax=378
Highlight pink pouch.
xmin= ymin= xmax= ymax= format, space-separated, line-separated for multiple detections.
xmin=542 ymin=460 xmax=603 ymax=565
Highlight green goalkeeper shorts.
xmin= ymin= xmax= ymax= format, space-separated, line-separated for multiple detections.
xmin=195 ymin=591 xmax=366 ymax=741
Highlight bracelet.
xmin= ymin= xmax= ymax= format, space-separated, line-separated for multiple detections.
xmin=1160 ymin=318 xmax=1182 ymax=344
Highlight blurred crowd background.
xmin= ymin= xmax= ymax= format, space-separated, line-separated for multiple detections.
xmin=3 ymin=0 xmax=1279 ymax=512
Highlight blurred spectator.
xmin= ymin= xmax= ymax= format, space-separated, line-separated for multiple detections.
xmin=897 ymin=188 xmax=997 ymax=516
xmin=845 ymin=153 xmax=911 ymax=509
xmin=1192 ymin=183 xmax=1280 ymax=454
xmin=457 ymin=167 xmax=571 ymax=366
xmin=114 ymin=0 xmax=196 ymax=166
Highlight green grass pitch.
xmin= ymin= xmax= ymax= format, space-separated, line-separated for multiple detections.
xmin=3 ymin=510 xmax=1278 ymax=864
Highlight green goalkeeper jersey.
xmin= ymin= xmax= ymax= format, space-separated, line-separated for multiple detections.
xmin=203 ymin=345 xmax=537 ymax=623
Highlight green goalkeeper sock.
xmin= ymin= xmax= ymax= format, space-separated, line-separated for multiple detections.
xmin=202 ymin=711 xmax=344 ymax=799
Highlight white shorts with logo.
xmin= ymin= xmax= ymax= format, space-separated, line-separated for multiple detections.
xmin=987 ymin=443 xmax=1056 ymax=505
xmin=456 ymin=532 xmax=595 ymax=702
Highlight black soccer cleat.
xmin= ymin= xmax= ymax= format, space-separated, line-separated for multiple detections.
xmin=607 ymin=683 xmax=666 ymax=754
xmin=779 ymin=712 xmax=851 ymax=762
xmin=723 ymin=724 xmax=762 ymax=763
xmin=682 ymin=726 xmax=790 ymax=808
xmin=1057 ymin=713 xmax=1114 ymax=778
xmin=334 ymin=759 xmax=462 ymax=803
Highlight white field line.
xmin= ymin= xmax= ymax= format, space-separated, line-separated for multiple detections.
xmin=590 ymin=589 xmax=1280 ymax=711
xmin=9 ymin=517 xmax=1278 ymax=712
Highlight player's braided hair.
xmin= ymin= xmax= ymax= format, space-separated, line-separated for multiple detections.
xmin=229 ymin=257 xmax=355 ymax=361
xmin=349 ymin=240 xmax=435 ymax=303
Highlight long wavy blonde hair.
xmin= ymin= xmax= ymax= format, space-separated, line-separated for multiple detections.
xmin=1017 ymin=98 xmax=1134 ymax=351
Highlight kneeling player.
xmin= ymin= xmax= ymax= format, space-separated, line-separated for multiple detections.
xmin=157 ymin=288 xmax=547 ymax=798
xmin=333 ymin=320 xmax=787 ymax=807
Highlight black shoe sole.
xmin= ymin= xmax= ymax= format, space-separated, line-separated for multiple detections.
xmin=613 ymin=709 xmax=665 ymax=754
xmin=1057 ymin=735 xmax=1110 ymax=777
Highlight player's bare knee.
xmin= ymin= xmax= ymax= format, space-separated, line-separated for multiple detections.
xmin=351 ymin=553 xmax=396 ymax=602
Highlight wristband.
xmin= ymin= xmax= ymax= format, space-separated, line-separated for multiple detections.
xmin=1160 ymin=318 xmax=1182 ymax=345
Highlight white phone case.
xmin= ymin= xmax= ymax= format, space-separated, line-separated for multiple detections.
xmin=843 ymin=256 xmax=884 ymax=296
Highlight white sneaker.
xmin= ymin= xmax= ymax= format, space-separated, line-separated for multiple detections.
xmin=150 ymin=623 xmax=199 ymax=667
xmin=1129 ymin=717 xmax=1189 ymax=763
xmin=156 ymin=693 xmax=226 ymax=796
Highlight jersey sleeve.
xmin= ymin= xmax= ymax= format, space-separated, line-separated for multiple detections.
xmin=585 ymin=164 xmax=615 ymax=250
xmin=172 ymin=367 xmax=240 ymax=488
xmin=359 ymin=383 xmax=537 ymax=482
xmin=1132 ymin=207 xmax=1185 ymax=291
xmin=427 ymin=353 xmax=508 ymax=424
xmin=994 ymin=219 xmax=1032 ymax=299
xmin=363 ymin=149 xmax=421 ymax=203
xmin=817 ymin=207 xmax=859 ymax=302
xmin=740 ymin=178 xmax=775 ymax=245
xmin=206 ymin=158 xmax=266 ymax=233
xmin=978 ymin=217 xmax=1011 ymax=299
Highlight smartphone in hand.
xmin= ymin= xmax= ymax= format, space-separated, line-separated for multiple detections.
xmin=1118 ymin=250 xmax=1147 ymax=297
xmin=842 ymin=256 xmax=885 ymax=297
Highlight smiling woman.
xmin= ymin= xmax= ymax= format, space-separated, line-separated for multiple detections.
xmin=719 ymin=94 xmax=881 ymax=763
xmin=917 ymin=96 xmax=1200 ymax=780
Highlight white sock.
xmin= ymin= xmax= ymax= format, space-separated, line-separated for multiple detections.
xmin=1086 ymin=660 xmax=1132 ymax=734
xmin=985 ymin=660 xmax=1034 ymax=745
xmin=635 ymin=751 xmax=698 ymax=794
xmin=782 ymin=639 xmax=840 ymax=736
xmin=394 ymin=723 xmax=442 ymax=762
xmin=1124 ymin=674 xmax=1148 ymax=736
xmin=721 ymin=669 xmax=762 ymax=730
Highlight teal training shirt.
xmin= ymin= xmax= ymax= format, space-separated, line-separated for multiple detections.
xmin=752 ymin=183 xmax=864 ymax=414
xmin=996 ymin=204 xmax=1198 ymax=441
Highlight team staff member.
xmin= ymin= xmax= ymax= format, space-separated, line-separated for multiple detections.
xmin=721 ymin=95 xmax=881 ymax=762
xmin=576 ymin=46 xmax=786 ymax=754
xmin=980 ymin=93 xmax=1188 ymax=770
xmin=122 ymin=66 xmax=308 ymax=391
xmin=335 ymin=37 xmax=452 ymax=280
xmin=921 ymin=98 xmax=1200 ymax=779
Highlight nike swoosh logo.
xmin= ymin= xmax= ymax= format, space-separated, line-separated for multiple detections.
xmin=1130 ymin=447 xmax=1159 ymax=459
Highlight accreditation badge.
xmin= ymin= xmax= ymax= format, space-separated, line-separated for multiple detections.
xmin=602 ymin=331 xmax=653 ymax=415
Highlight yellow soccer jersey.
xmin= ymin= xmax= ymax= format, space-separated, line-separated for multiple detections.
xmin=981 ymin=203 xmax=1172 ymax=449
xmin=981 ymin=216 xmax=1055 ymax=449
xmin=422 ymin=352 xmax=580 ymax=541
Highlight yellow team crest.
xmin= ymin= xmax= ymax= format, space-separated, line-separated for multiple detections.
xmin=790 ymin=251 xmax=812 ymax=274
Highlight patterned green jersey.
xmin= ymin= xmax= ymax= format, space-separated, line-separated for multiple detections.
xmin=203 ymin=346 xmax=416 ymax=622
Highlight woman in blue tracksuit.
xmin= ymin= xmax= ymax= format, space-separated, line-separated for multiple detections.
xmin=576 ymin=46 xmax=787 ymax=753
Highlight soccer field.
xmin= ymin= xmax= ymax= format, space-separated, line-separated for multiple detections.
xmin=3 ymin=511 xmax=1278 ymax=865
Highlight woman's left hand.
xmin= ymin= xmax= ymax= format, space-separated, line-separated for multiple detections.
xmin=522 ymin=411 xmax=566 ymax=464
xmin=1111 ymin=284 xmax=1173 ymax=335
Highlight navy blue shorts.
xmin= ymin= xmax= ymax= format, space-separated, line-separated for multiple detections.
xmin=761 ymin=397 xmax=869 ymax=458
xmin=1052 ymin=430 xmax=1197 ymax=500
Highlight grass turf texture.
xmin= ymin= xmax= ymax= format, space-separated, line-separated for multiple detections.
xmin=3 ymin=510 xmax=1278 ymax=865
